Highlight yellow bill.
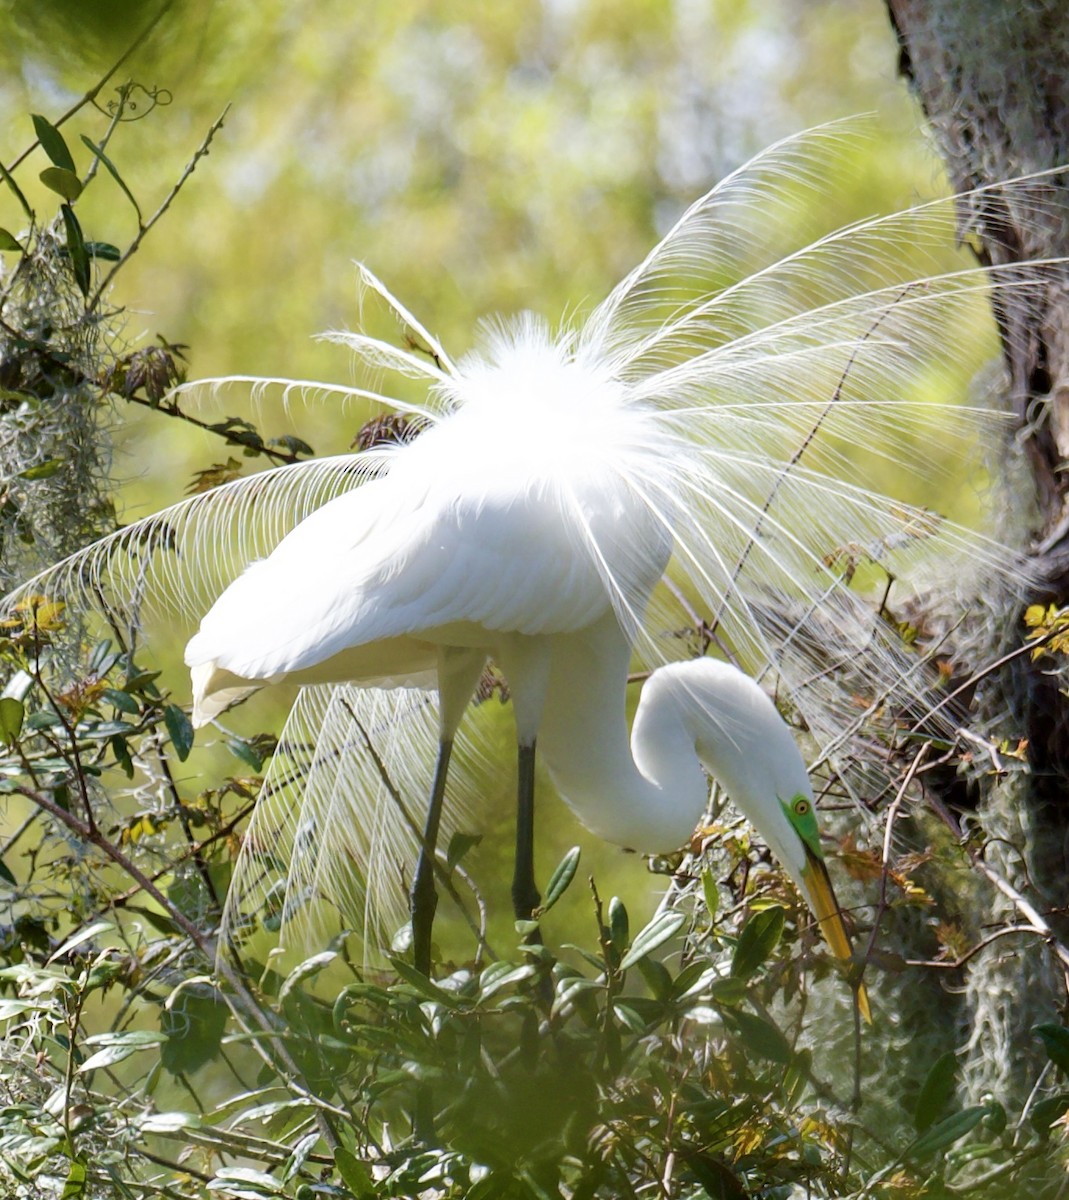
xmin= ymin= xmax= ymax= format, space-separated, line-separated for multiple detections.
xmin=800 ymin=845 xmax=871 ymax=1024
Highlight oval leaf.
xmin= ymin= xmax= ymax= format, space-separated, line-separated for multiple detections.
xmin=33 ymin=113 xmax=76 ymax=171
xmin=731 ymin=906 xmax=785 ymax=979
xmin=0 ymin=228 xmax=22 ymax=252
xmin=1035 ymin=1023 xmax=1069 ymax=1074
xmin=0 ymin=697 xmax=24 ymax=745
xmin=163 ymin=703 xmax=194 ymax=761
xmin=40 ymin=166 xmax=83 ymax=202
xmin=608 ymin=896 xmax=629 ymax=956
xmin=542 ymin=846 xmax=581 ymax=912
xmin=728 ymin=1008 xmax=793 ymax=1064
xmin=618 ymin=910 xmax=685 ymax=971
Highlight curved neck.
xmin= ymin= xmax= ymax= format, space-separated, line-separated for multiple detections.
xmin=537 ymin=613 xmax=707 ymax=853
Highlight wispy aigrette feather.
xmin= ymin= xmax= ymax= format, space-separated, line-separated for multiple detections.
xmin=5 ymin=123 xmax=1064 ymax=955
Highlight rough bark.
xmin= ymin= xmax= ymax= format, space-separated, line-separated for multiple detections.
xmin=885 ymin=0 xmax=1069 ymax=1100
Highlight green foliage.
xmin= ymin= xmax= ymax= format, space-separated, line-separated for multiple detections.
xmin=2 ymin=11 xmax=1069 ymax=1200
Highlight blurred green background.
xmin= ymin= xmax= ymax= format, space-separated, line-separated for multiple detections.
xmin=0 ymin=0 xmax=990 ymax=958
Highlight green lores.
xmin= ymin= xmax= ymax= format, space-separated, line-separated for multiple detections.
xmin=782 ymin=792 xmax=823 ymax=859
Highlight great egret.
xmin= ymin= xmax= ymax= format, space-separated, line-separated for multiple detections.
xmin=182 ymin=330 xmax=862 ymax=987
xmin=4 ymin=125 xmax=1056 ymax=1002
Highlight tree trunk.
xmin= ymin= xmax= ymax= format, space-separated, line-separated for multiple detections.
xmin=885 ymin=0 xmax=1069 ymax=1100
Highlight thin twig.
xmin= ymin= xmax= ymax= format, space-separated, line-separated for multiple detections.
xmin=89 ymin=106 xmax=231 ymax=312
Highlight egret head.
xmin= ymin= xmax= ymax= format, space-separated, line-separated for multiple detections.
xmin=647 ymin=659 xmax=871 ymax=1020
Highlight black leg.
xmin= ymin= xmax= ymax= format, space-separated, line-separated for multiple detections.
xmin=512 ymin=741 xmax=541 ymax=921
xmin=411 ymin=737 xmax=453 ymax=976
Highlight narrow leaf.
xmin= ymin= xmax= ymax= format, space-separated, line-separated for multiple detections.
xmin=618 ymin=910 xmax=685 ymax=971
xmin=33 ymin=113 xmax=76 ymax=171
xmin=80 ymin=134 xmax=142 ymax=218
xmin=701 ymin=869 xmax=720 ymax=918
xmin=907 ymin=1106 xmax=988 ymax=1159
xmin=542 ymin=845 xmax=580 ymax=911
xmin=388 ymin=957 xmax=459 ymax=1007
xmin=40 ymin=166 xmax=83 ymax=202
xmin=163 ymin=703 xmax=194 ymax=761
xmin=0 ymin=228 xmax=22 ymax=251
xmin=0 ymin=158 xmax=34 ymax=221
xmin=60 ymin=204 xmax=90 ymax=297
xmin=18 ymin=459 xmax=62 ymax=480
xmin=278 ymin=951 xmax=337 ymax=1005
xmin=334 ymin=1147 xmax=375 ymax=1197
xmin=84 ymin=240 xmax=121 ymax=261
xmin=914 ymin=1050 xmax=958 ymax=1132
xmin=446 ymin=830 xmax=482 ymax=871
xmin=731 ymin=906 xmax=785 ymax=979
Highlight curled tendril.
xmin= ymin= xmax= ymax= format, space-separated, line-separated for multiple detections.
xmin=93 ymin=82 xmax=174 ymax=122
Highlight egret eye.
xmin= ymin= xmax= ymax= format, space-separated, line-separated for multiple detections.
xmin=793 ymin=797 xmax=810 ymax=816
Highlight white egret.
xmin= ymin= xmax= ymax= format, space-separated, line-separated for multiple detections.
xmin=5 ymin=125 xmax=1057 ymax=1002
xmin=183 ymin=327 xmax=863 ymax=989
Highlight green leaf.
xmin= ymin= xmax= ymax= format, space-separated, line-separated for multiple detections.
xmin=102 ymin=688 xmax=140 ymax=715
xmin=17 ymin=459 xmax=62 ymax=480
xmin=163 ymin=703 xmax=194 ymax=761
xmin=278 ymin=951 xmax=337 ymax=1005
xmin=446 ymin=830 xmax=482 ymax=871
xmin=388 ymin=957 xmax=459 ymax=1007
xmin=60 ymin=1155 xmax=87 ymax=1200
xmin=708 ymin=976 xmax=749 ymax=1006
xmin=914 ymin=1050 xmax=958 ymax=1132
xmin=727 ymin=1009 xmax=792 ymax=1064
xmin=80 ymin=134 xmax=141 ymax=218
xmin=48 ymin=919 xmax=113 ymax=962
xmin=334 ymin=1147 xmax=375 ymax=1197
xmin=731 ymin=905 xmax=785 ymax=979
xmin=84 ymin=240 xmax=121 ymax=261
xmin=907 ymin=1106 xmax=988 ymax=1159
xmin=618 ymin=910 xmax=685 ymax=971
xmin=209 ymin=1166 xmax=284 ymax=1195
xmin=0 ymin=856 xmax=15 ymax=886
xmin=608 ymin=896 xmax=629 ymax=956
xmin=542 ymin=845 xmax=581 ymax=912
xmin=701 ymin=869 xmax=720 ymax=918
xmin=0 ymin=696 xmax=24 ymax=745
xmin=636 ymin=955 xmax=673 ymax=1000
xmin=1030 ymin=1093 xmax=1069 ymax=1140
xmin=79 ymin=1042 xmax=145 ymax=1072
xmin=0 ymin=228 xmax=22 ymax=251
xmin=40 ymin=166 xmax=83 ymax=202
xmin=227 ymin=737 xmax=266 ymax=770
xmin=478 ymin=961 xmax=535 ymax=1000
xmin=33 ymin=113 xmax=76 ymax=172
xmin=161 ymin=984 xmax=228 ymax=1074
xmin=60 ymin=204 xmax=90 ymax=297
xmin=1035 ymin=1023 xmax=1069 ymax=1074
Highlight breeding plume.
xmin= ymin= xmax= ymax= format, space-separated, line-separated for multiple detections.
xmin=4 ymin=125 xmax=1054 ymax=992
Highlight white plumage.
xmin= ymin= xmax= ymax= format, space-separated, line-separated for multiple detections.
xmin=6 ymin=125 xmax=1059 ymax=1001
